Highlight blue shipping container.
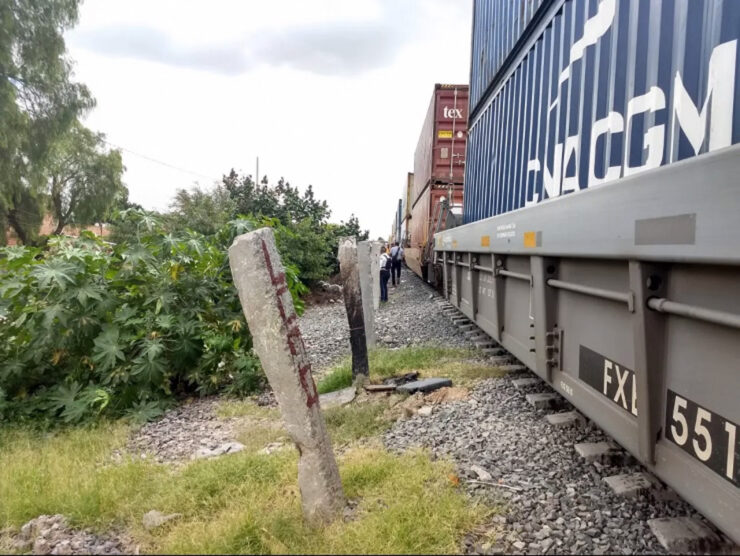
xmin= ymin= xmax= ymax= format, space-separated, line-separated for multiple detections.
xmin=469 ymin=0 xmax=549 ymax=112
xmin=464 ymin=0 xmax=740 ymax=225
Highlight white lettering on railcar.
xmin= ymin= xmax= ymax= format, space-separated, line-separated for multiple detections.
xmin=496 ymin=222 xmax=516 ymax=239
xmin=602 ymin=357 xmax=638 ymax=415
xmin=560 ymin=380 xmax=573 ymax=397
xmin=524 ymin=0 xmax=737 ymax=204
xmin=666 ymin=391 xmax=739 ymax=485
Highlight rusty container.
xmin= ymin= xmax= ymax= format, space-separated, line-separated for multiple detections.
xmin=406 ymin=186 xmax=463 ymax=279
xmin=412 ymin=84 xmax=469 ymax=204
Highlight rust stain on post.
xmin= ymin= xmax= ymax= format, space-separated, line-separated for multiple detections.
xmin=228 ymin=228 xmax=344 ymax=523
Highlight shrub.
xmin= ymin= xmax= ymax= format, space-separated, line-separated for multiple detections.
xmin=0 ymin=212 xmax=307 ymax=424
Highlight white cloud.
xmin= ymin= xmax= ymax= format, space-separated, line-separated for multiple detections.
xmin=66 ymin=0 xmax=472 ymax=238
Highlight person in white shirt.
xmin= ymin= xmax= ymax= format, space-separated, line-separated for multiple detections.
xmin=389 ymin=242 xmax=404 ymax=286
xmin=379 ymin=246 xmax=391 ymax=302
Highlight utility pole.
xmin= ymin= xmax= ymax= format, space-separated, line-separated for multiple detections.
xmin=256 ymin=156 xmax=260 ymax=185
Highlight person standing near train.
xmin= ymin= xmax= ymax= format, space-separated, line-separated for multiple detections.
xmin=379 ymin=245 xmax=391 ymax=302
xmin=390 ymin=242 xmax=404 ymax=286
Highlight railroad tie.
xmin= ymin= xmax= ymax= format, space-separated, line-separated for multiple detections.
xmin=647 ymin=517 xmax=722 ymax=553
xmin=603 ymin=472 xmax=656 ymax=498
xmin=497 ymin=364 xmax=527 ymax=373
xmin=573 ymin=442 xmax=621 ymax=463
xmin=545 ymin=411 xmax=583 ymax=428
xmin=511 ymin=377 xmax=540 ymax=390
xmin=525 ymin=392 xmax=560 ymax=409
xmin=488 ymin=356 xmax=514 ymax=366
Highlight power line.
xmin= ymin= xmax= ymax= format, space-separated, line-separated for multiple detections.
xmin=102 ymin=140 xmax=220 ymax=182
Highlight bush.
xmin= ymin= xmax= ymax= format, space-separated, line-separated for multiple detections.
xmin=0 ymin=211 xmax=307 ymax=424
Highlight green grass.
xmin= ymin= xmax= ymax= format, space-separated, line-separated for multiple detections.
xmin=323 ymin=403 xmax=393 ymax=446
xmin=317 ymin=346 xmax=504 ymax=394
xmin=316 ymin=366 xmax=353 ymax=395
xmin=0 ymin=424 xmax=490 ymax=554
xmin=0 ymin=347 xmax=507 ymax=553
xmin=216 ymin=399 xmax=280 ymax=420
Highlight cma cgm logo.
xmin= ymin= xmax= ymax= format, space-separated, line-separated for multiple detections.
xmin=526 ymin=0 xmax=737 ymax=204
xmin=443 ymin=106 xmax=463 ymax=119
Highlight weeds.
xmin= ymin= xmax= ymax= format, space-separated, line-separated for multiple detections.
xmin=323 ymin=403 xmax=393 ymax=446
xmin=317 ymin=346 xmax=500 ymax=394
xmin=0 ymin=426 xmax=489 ymax=554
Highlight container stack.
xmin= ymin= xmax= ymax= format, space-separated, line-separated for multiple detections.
xmin=464 ymin=0 xmax=740 ymax=224
xmin=405 ymin=84 xmax=468 ymax=279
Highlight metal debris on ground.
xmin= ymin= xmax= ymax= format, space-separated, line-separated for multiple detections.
xmin=382 ymin=371 xmax=419 ymax=387
xmin=396 ymin=377 xmax=453 ymax=394
xmin=364 ymin=384 xmax=397 ymax=393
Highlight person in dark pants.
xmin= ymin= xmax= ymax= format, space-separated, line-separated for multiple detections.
xmin=379 ymin=246 xmax=391 ymax=302
xmin=390 ymin=242 xmax=404 ymax=286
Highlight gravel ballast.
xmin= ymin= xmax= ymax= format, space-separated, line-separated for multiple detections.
xmin=299 ymin=267 xmax=471 ymax=372
xmin=384 ymin=372 xmax=729 ymax=555
xmin=125 ymin=398 xmax=240 ymax=464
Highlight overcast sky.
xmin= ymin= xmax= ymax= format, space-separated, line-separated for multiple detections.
xmin=65 ymin=0 xmax=472 ymax=239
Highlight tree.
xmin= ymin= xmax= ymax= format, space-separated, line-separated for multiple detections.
xmin=168 ymin=185 xmax=235 ymax=236
xmin=221 ymin=170 xmax=330 ymax=226
xmin=47 ymin=122 xmax=124 ymax=234
xmin=0 ymin=0 xmax=93 ymax=244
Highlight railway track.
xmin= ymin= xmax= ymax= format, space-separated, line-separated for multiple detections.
xmin=432 ymin=296 xmax=737 ymax=554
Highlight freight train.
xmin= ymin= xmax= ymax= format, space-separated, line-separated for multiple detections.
xmin=398 ymin=0 xmax=740 ymax=544
xmin=397 ymin=84 xmax=468 ymax=283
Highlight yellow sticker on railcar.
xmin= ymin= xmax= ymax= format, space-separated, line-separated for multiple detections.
xmin=524 ymin=231 xmax=537 ymax=248
xmin=452 ymin=240 xmax=458 ymax=248
xmin=438 ymin=130 xmax=453 ymax=139
xmin=481 ymin=235 xmax=490 ymax=247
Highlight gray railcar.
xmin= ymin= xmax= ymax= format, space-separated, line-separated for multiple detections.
xmin=438 ymin=0 xmax=740 ymax=542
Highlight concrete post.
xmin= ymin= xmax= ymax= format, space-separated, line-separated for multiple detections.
xmin=228 ymin=228 xmax=345 ymax=524
xmin=337 ymin=237 xmax=369 ymax=379
xmin=357 ymin=240 xmax=376 ymax=348
xmin=370 ymin=241 xmax=381 ymax=311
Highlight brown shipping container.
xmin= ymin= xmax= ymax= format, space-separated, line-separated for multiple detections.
xmin=406 ymin=186 xmax=463 ymax=278
xmin=412 ymin=84 xmax=468 ymax=204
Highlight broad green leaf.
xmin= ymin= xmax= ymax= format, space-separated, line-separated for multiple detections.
xmin=0 ymin=278 xmax=27 ymax=299
xmin=139 ymin=338 xmax=164 ymax=363
xmin=92 ymin=326 xmax=126 ymax=372
xmin=41 ymin=303 xmax=70 ymax=328
xmin=73 ymin=282 xmax=105 ymax=305
xmin=30 ymin=260 xmax=78 ymax=290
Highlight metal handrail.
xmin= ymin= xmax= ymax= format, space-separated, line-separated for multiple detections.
xmin=647 ymin=298 xmax=740 ymax=330
xmin=547 ymin=278 xmax=634 ymax=311
xmin=498 ymin=269 xmax=530 ymax=281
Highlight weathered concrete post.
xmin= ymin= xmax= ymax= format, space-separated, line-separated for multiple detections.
xmin=370 ymin=241 xmax=381 ymax=311
xmin=228 ymin=228 xmax=344 ymax=523
xmin=357 ymin=240 xmax=376 ymax=348
xmin=337 ymin=237 xmax=369 ymax=380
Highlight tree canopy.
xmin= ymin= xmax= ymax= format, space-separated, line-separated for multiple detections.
xmin=1 ymin=0 xmax=94 ymax=244
xmin=47 ymin=122 xmax=125 ymax=234
xmin=167 ymin=171 xmax=369 ymax=282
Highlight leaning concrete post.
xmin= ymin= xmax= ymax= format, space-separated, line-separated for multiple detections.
xmin=370 ymin=241 xmax=381 ymax=310
xmin=228 ymin=228 xmax=344 ymax=523
xmin=337 ymin=237 xmax=369 ymax=379
xmin=357 ymin=240 xmax=376 ymax=348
